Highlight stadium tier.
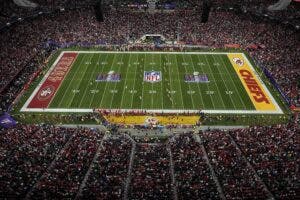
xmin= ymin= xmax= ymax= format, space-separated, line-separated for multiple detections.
xmin=0 ymin=0 xmax=299 ymax=199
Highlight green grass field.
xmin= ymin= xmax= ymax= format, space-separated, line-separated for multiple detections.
xmin=21 ymin=51 xmax=283 ymax=114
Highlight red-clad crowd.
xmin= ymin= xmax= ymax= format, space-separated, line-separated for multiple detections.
xmin=0 ymin=3 xmax=299 ymax=112
xmin=1 ymin=124 xmax=298 ymax=199
xmin=0 ymin=1 xmax=299 ymax=199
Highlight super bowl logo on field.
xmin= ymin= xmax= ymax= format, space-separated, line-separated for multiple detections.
xmin=144 ymin=71 xmax=162 ymax=83
xmin=233 ymin=57 xmax=244 ymax=67
xmin=38 ymin=85 xmax=55 ymax=101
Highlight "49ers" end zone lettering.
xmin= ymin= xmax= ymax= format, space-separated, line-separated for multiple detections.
xmin=26 ymin=52 xmax=78 ymax=108
xmin=228 ymin=54 xmax=277 ymax=111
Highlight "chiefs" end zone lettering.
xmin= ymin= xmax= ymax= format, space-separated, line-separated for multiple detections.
xmin=227 ymin=54 xmax=276 ymax=111
xmin=239 ymin=69 xmax=270 ymax=104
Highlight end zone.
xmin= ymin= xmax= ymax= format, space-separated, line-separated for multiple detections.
xmin=21 ymin=51 xmax=283 ymax=114
xmin=21 ymin=52 xmax=78 ymax=111
xmin=228 ymin=53 xmax=282 ymax=114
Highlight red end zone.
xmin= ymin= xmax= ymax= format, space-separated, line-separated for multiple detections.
xmin=27 ymin=53 xmax=78 ymax=108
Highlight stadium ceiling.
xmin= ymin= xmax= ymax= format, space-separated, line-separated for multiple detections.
xmin=268 ymin=0 xmax=292 ymax=11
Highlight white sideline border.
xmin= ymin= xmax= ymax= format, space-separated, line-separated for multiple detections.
xmin=21 ymin=51 xmax=283 ymax=114
xmin=19 ymin=108 xmax=283 ymax=114
xmin=21 ymin=51 xmax=65 ymax=112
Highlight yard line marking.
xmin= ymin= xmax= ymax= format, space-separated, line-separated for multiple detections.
xmin=179 ymin=54 xmax=196 ymax=109
xmin=159 ymin=53 xmax=164 ymax=110
xmin=203 ymin=55 xmax=226 ymax=108
xmin=109 ymin=54 xmax=125 ymax=109
xmin=140 ymin=53 xmax=147 ymax=110
xmin=99 ymin=53 xmax=118 ymax=108
xmin=129 ymin=54 xmax=139 ymax=109
xmin=186 ymin=54 xmax=205 ymax=109
xmin=217 ymin=55 xmax=247 ymax=110
xmin=241 ymin=53 xmax=282 ymax=113
xmin=166 ymin=54 xmax=175 ymax=109
xmin=120 ymin=54 xmax=134 ymax=108
xmin=78 ymin=53 xmax=104 ymax=108
xmin=22 ymin=107 xmax=283 ymax=114
xmin=171 ymin=54 xmax=185 ymax=109
xmin=194 ymin=54 xmax=215 ymax=108
xmin=22 ymin=51 xmax=283 ymax=114
xmin=61 ymin=51 xmax=256 ymax=55
xmin=89 ymin=53 xmax=109 ymax=108
xmin=58 ymin=54 xmax=91 ymax=108
xmin=22 ymin=52 xmax=65 ymax=111
xmin=63 ymin=54 xmax=95 ymax=108
xmin=150 ymin=54 xmax=154 ymax=109
xmin=211 ymin=55 xmax=236 ymax=109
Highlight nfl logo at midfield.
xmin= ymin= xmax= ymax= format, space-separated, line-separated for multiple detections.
xmin=144 ymin=71 xmax=162 ymax=83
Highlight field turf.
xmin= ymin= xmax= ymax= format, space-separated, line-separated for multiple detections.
xmin=22 ymin=51 xmax=283 ymax=114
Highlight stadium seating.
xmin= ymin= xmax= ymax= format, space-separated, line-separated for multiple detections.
xmin=1 ymin=124 xmax=298 ymax=199
xmin=0 ymin=2 xmax=299 ymax=112
xmin=0 ymin=0 xmax=299 ymax=199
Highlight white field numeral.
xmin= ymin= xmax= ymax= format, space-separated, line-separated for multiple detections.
xmin=206 ymin=91 xmax=215 ymax=95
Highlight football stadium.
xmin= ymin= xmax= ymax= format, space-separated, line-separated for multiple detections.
xmin=0 ymin=0 xmax=299 ymax=199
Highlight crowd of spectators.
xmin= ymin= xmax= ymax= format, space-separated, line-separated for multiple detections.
xmin=28 ymin=128 xmax=103 ymax=199
xmin=201 ymin=130 xmax=271 ymax=199
xmin=170 ymin=133 xmax=221 ymax=199
xmin=81 ymin=135 xmax=133 ymax=199
xmin=129 ymin=143 xmax=173 ymax=199
xmin=0 ymin=2 xmax=299 ymax=113
xmin=0 ymin=123 xmax=298 ymax=199
xmin=229 ymin=124 xmax=299 ymax=199
xmin=0 ymin=125 xmax=75 ymax=198
xmin=0 ymin=1 xmax=299 ymax=199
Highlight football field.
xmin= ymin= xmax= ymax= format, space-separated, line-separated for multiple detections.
xmin=21 ymin=51 xmax=283 ymax=114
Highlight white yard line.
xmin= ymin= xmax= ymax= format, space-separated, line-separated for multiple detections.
xmin=61 ymin=54 xmax=90 ymax=108
xmin=140 ymin=53 xmax=147 ymax=110
xmin=109 ymin=54 xmax=125 ymax=109
xmin=22 ymin=51 xmax=283 ymax=114
xmin=194 ymin=54 xmax=216 ymax=108
xmin=99 ymin=53 xmax=118 ymax=108
xmin=62 ymin=51 xmax=251 ymax=55
xmin=21 ymin=51 xmax=65 ymax=111
xmin=78 ymin=54 xmax=104 ymax=108
xmin=120 ymin=54 xmax=134 ymax=109
xmin=159 ymin=53 xmax=164 ymax=109
xmin=242 ymin=53 xmax=283 ymax=114
xmin=217 ymin=55 xmax=247 ymax=110
xmin=211 ymin=55 xmax=237 ymax=109
xmin=166 ymin=54 xmax=175 ymax=109
xmin=186 ymin=54 xmax=205 ymax=108
xmin=88 ymin=53 xmax=109 ymax=108
xmin=48 ymin=54 xmax=79 ymax=108
xmin=150 ymin=54 xmax=154 ymax=109
xmin=21 ymin=107 xmax=283 ymax=114
xmin=180 ymin=54 xmax=196 ymax=109
xmin=172 ymin=54 xmax=186 ymax=109
xmin=203 ymin=55 xmax=226 ymax=108
xmin=130 ymin=55 xmax=139 ymax=109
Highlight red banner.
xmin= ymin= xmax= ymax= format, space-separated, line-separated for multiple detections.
xmin=224 ymin=44 xmax=241 ymax=49
xmin=28 ymin=53 xmax=77 ymax=108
